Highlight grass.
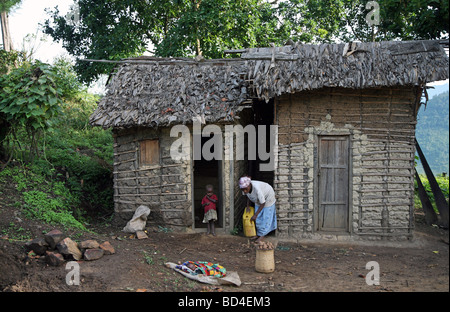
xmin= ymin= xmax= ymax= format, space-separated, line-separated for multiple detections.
xmin=1 ymin=221 xmax=32 ymax=241
xmin=0 ymin=166 xmax=87 ymax=231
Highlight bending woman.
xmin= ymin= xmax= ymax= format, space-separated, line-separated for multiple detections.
xmin=239 ymin=176 xmax=277 ymax=243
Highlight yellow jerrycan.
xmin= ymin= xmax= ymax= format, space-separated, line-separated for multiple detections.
xmin=242 ymin=206 xmax=257 ymax=237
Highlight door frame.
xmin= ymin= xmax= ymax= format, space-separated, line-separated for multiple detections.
xmin=313 ymin=134 xmax=353 ymax=234
xmin=190 ymin=133 xmax=224 ymax=231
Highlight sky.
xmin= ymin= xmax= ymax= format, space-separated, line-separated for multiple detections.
xmin=8 ymin=0 xmax=109 ymax=93
xmin=6 ymin=0 xmax=450 ymax=91
xmin=9 ymin=0 xmax=73 ymax=63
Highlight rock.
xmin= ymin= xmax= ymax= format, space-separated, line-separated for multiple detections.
xmin=57 ymin=238 xmax=82 ymax=260
xmin=136 ymin=230 xmax=148 ymax=240
xmin=256 ymin=241 xmax=274 ymax=250
xmin=84 ymin=248 xmax=104 ymax=261
xmin=123 ymin=205 xmax=151 ymax=233
xmin=25 ymin=238 xmax=49 ymax=256
xmin=78 ymin=239 xmax=100 ymax=249
xmin=99 ymin=241 xmax=115 ymax=255
xmin=45 ymin=251 xmax=65 ymax=266
xmin=44 ymin=229 xmax=64 ymax=249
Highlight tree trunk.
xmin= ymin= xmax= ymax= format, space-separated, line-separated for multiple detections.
xmin=1 ymin=11 xmax=14 ymax=51
xmin=415 ymin=139 xmax=449 ymax=228
xmin=192 ymin=0 xmax=202 ymax=56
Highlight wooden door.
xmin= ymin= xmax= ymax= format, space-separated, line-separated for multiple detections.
xmin=317 ymin=136 xmax=350 ymax=231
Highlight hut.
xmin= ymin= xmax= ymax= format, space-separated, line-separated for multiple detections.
xmin=90 ymin=40 xmax=449 ymax=240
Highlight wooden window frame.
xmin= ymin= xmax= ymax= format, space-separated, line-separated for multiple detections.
xmin=139 ymin=139 xmax=160 ymax=167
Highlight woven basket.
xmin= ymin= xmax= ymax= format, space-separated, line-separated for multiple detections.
xmin=255 ymin=249 xmax=275 ymax=273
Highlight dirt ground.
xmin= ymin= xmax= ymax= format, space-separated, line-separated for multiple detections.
xmin=0 ymin=204 xmax=448 ymax=293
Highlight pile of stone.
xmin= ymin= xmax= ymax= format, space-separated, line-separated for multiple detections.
xmin=24 ymin=229 xmax=115 ymax=266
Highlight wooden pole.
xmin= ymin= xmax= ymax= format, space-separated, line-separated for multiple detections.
xmin=415 ymin=168 xmax=438 ymax=226
xmin=415 ymin=139 xmax=449 ymax=228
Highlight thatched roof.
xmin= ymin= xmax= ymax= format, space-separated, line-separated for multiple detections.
xmin=89 ymin=58 xmax=248 ymax=129
xmin=90 ymin=40 xmax=448 ymax=129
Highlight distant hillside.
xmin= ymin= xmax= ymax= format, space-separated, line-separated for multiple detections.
xmin=416 ymin=90 xmax=449 ymax=175
xmin=426 ymin=83 xmax=449 ymax=98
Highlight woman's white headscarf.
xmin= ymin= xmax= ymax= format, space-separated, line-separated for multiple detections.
xmin=239 ymin=176 xmax=251 ymax=189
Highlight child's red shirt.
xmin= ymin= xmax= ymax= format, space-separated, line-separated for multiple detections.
xmin=202 ymin=194 xmax=218 ymax=213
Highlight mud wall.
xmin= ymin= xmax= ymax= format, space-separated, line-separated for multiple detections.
xmin=112 ymin=127 xmax=192 ymax=229
xmin=275 ymin=87 xmax=420 ymax=240
xmin=113 ymin=124 xmax=247 ymax=232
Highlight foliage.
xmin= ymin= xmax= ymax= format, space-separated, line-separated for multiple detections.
xmin=275 ymin=0 xmax=347 ymax=43
xmin=1 ymin=221 xmax=32 ymax=241
xmin=43 ymin=0 xmax=449 ymax=84
xmin=41 ymin=0 xmax=351 ymax=83
xmin=43 ymin=0 xmax=151 ymax=84
xmin=50 ymin=56 xmax=87 ymax=101
xmin=415 ymin=174 xmax=449 ymax=213
xmin=419 ymin=175 xmax=449 ymax=200
xmin=0 ymin=49 xmax=24 ymax=75
xmin=0 ymin=56 xmax=114 ymax=229
xmin=154 ymin=0 xmax=291 ymax=58
xmin=0 ymin=89 xmax=113 ymax=228
xmin=0 ymin=61 xmax=63 ymax=161
xmin=44 ymin=0 xmax=291 ymax=82
xmin=31 ymin=73 xmax=114 ymax=220
xmin=230 ymin=227 xmax=240 ymax=236
xmin=340 ymin=0 xmax=449 ymax=42
xmin=0 ymin=61 xmax=62 ymax=130
xmin=416 ymin=91 xmax=449 ymax=175
xmin=38 ymin=123 xmax=114 ymax=218
xmin=0 ymin=166 xmax=87 ymax=231
xmin=0 ymin=0 xmax=21 ymax=12
xmin=142 ymin=251 xmax=154 ymax=265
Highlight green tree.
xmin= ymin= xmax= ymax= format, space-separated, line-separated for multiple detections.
xmin=275 ymin=0 xmax=348 ymax=43
xmin=340 ymin=0 xmax=449 ymax=42
xmin=43 ymin=1 xmax=265 ymax=83
xmin=0 ymin=0 xmax=20 ymax=11
xmin=43 ymin=0 xmax=449 ymax=84
xmin=43 ymin=0 xmax=344 ymax=83
xmin=155 ymin=0 xmax=279 ymax=58
xmin=51 ymin=56 xmax=86 ymax=101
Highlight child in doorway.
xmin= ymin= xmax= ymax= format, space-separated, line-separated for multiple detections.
xmin=202 ymin=184 xmax=218 ymax=236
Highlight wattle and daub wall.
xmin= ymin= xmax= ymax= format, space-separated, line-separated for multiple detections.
xmin=112 ymin=127 xmax=193 ymax=227
xmin=274 ymin=87 xmax=419 ymax=240
xmin=112 ymin=124 xmax=247 ymax=232
xmin=112 ymin=86 xmax=419 ymax=240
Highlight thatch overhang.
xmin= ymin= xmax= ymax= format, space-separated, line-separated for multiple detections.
xmin=89 ymin=40 xmax=449 ymax=129
xmin=245 ymin=40 xmax=449 ymax=102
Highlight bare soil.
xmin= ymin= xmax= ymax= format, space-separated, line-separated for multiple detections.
xmin=0 ymin=185 xmax=448 ymax=293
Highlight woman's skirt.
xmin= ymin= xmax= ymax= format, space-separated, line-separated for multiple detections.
xmin=255 ymin=203 xmax=277 ymax=236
